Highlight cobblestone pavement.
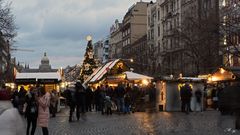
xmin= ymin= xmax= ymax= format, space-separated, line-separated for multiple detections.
xmin=32 ymin=108 xmax=239 ymax=135
xmin=0 ymin=101 xmax=13 ymax=114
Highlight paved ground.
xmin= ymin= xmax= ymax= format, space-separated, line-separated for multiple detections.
xmin=0 ymin=101 xmax=238 ymax=135
xmin=0 ymin=101 xmax=13 ymax=114
xmin=0 ymin=101 xmax=25 ymax=135
xmin=32 ymin=108 xmax=239 ymax=135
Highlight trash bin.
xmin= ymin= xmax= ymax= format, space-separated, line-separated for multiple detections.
xmin=58 ymin=97 xmax=66 ymax=112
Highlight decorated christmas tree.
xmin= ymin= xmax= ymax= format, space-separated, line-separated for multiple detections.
xmin=79 ymin=36 xmax=97 ymax=82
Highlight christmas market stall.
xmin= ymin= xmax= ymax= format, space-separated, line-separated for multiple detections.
xmin=156 ymin=76 xmax=206 ymax=111
xmin=84 ymin=59 xmax=130 ymax=88
xmin=207 ymin=67 xmax=239 ymax=83
xmin=206 ymin=67 xmax=240 ymax=111
xmin=124 ymin=71 xmax=153 ymax=85
xmin=15 ymin=72 xmax=62 ymax=92
xmin=84 ymin=59 xmax=153 ymax=89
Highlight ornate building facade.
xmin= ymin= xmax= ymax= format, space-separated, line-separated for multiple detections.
xmin=20 ymin=52 xmax=58 ymax=73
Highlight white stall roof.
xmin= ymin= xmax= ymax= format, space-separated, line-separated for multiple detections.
xmin=124 ymin=71 xmax=153 ymax=80
xmin=16 ymin=72 xmax=61 ymax=80
xmin=89 ymin=59 xmax=120 ymax=83
xmin=83 ymin=66 xmax=102 ymax=85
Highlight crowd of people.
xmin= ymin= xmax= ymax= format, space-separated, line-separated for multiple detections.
xmin=63 ymin=82 xmax=157 ymax=122
xmin=0 ymin=80 xmax=237 ymax=134
xmin=179 ymin=82 xmax=206 ymax=114
xmin=10 ymin=86 xmax=58 ymax=135
xmin=0 ymin=82 xmax=156 ymax=135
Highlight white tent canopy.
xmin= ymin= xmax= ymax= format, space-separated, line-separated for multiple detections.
xmin=124 ymin=71 xmax=153 ymax=80
xmin=16 ymin=72 xmax=61 ymax=80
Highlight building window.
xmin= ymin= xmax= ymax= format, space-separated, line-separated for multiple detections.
xmin=158 ymin=26 xmax=160 ymax=37
xmin=158 ymin=41 xmax=161 ymax=53
xmin=151 ymin=29 xmax=154 ymax=40
xmin=222 ymin=0 xmax=226 ymax=7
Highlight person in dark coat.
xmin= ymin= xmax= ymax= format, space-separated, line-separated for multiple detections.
xmin=25 ymin=87 xmax=38 ymax=135
xmin=85 ymin=86 xmax=93 ymax=112
xmin=115 ymin=83 xmax=125 ymax=113
xmin=99 ymin=85 xmax=107 ymax=114
xmin=75 ymin=82 xmax=86 ymax=120
xmin=11 ymin=88 xmax=19 ymax=108
xmin=180 ymin=83 xmax=192 ymax=114
xmin=94 ymin=86 xmax=101 ymax=111
xmin=18 ymin=86 xmax=27 ymax=114
xmin=63 ymin=86 xmax=76 ymax=122
xmin=124 ymin=93 xmax=131 ymax=114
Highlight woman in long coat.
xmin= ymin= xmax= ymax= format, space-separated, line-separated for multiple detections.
xmin=37 ymin=88 xmax=50 ymax=135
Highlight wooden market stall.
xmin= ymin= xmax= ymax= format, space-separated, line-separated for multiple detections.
xmin=84 ymin=59 xmax=153 ymax=89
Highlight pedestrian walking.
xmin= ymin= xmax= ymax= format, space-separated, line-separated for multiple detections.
xmin=25 ymin=87 xmax=38 ymax=135
xmin=75 ymin=82 xmax=86 ymax=120
xmin=63 ymin=86 xmax=76 ymax=122
xmin=37 ymin=87 xmax=50 ymax=135
xmin=85 ymin=86 xmax=93 ymax=112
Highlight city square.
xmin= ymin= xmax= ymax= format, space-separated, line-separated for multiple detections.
xmin=0 ymin=0 xmax=240 ymax=135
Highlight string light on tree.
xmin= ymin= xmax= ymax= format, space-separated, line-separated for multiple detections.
xmin=79 ymin=35 xmax=98 ymax=82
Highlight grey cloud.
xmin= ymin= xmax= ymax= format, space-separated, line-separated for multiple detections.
xmin=12 ymin=0 xmax=146 ymax=67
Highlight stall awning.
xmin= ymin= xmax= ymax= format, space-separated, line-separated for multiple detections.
xmin=15 ymin=72 xmax=61 ymax=83
xmin=124 ymin=71 xmax=153 ymax=80
xmin=83 ymin=66 xmax=102 ymax=85
xmin=208 ymin=67 xmax=239 ymax=82
xmin=88 ymin=59 xmax=121 ymax=83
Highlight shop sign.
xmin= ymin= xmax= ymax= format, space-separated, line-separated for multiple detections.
xmin=15 ymin=79 xmax=36 ymax=84
xmin=38 ymin=79 xmax=58 ymax=83
xmin=106 ymin=74 xmax=125 ymax=80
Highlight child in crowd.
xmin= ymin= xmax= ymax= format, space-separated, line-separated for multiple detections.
xmin=104 ymin=96 xmax=112 ymax=115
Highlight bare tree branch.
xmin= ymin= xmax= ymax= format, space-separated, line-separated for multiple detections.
xmin=0 ymin=0 xmax=17 ymax=41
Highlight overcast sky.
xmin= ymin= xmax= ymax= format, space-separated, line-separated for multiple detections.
xmin=10 ymin=0 xmax=151 ymax=69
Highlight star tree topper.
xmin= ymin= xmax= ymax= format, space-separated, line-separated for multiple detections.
xmin=86 ymin=35 xmax=92 ymax=41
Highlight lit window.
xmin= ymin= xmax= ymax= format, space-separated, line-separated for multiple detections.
xmin=224 ymin=35 xmax=227 ymax=45
xmin=223 ymin=16 xmax=226 ymax=26
xmin=222 ymin=0 xmax=226 ymax=6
